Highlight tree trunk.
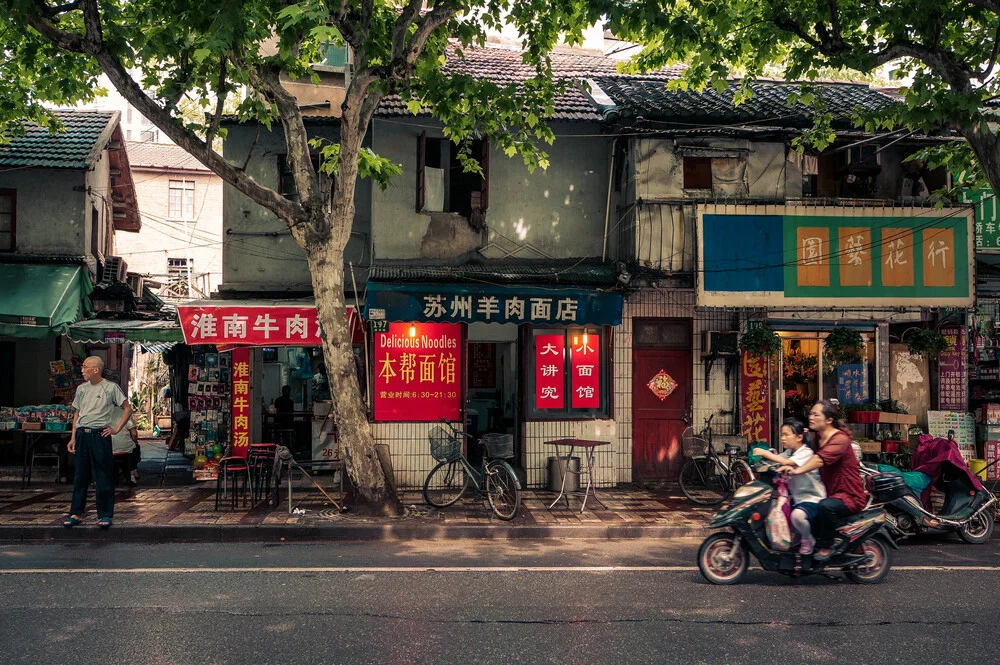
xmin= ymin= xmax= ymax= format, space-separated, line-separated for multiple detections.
xmin=308 ymin=235 xmax=403 ymax=517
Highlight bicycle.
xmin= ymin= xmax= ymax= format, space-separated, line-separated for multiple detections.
xmin=678 ymin=413 xmax=755 ymax=506
xmin=422 ymin=419 xmax=522 ymax=520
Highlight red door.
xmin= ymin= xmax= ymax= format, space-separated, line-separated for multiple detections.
xmin=632 ymin=323 xmax=691 ymax=480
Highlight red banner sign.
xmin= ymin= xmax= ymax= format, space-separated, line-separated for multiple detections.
xmin=373 ymin=322 xmax=462 ymax=421
xmin=740 ymin=351 xmax=771 ymax=445
xmin=230 ymin=347 xmax=251 ymax=458
xmin=534 ymin=334 xmax=566 ymax=409
xmin=570 ymin=331 xmax=600 ymax=408
xmin=178 ymin=304 xmax=364 ymax=346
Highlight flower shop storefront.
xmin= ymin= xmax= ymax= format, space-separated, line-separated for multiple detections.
xmin=698 ymin=203 xmax=976 ymax=447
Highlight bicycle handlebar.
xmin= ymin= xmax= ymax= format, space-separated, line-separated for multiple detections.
xmin=439 ymin=417 xmax=473 ymax=438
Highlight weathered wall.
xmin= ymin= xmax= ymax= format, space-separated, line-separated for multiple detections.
xmin=0 ymin=169 xmax=87 ymax=256
xmin=220 ymin=123 xmax=372 ymax=292
xmin=369 ymin=119 xmax=611 ymax=261
xmin=113 ymin=167 xmax=225 ymax=298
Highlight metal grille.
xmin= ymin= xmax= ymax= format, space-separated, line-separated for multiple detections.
xmin=481 ymin=433 xmax=514 ymax=459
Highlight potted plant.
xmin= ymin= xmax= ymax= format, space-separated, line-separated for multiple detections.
xmin=739 ymin=323 xmax=781 ymax=358
xmin=905 ymin=328 xmax=950 ymax=358
xmin=824 ymin=327 xmax=864 ymax=367
xmin=846 ymin=401 xmax=880 ymax=423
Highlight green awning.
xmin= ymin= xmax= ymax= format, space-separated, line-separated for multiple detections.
xmin=67 ymin=319 xmax=184 ymax=344
xmin=0 ymin=264 xmax=93 ymax=339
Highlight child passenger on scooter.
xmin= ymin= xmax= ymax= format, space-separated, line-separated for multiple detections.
xmin=754 ymin=419 xmax=827 ymax=555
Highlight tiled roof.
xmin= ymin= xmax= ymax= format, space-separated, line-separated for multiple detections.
xmin=369 ymin=260 xmax=619 ymax=286
xmin=126 ymin=141 xmax=210 ymax=171
xmin=377 ymin=46 xmax=685 ymax=122
xmin=0 ymin=110 xmax=118 ymax=169
xmin=591 ymin=78 xmax=898 ymax=128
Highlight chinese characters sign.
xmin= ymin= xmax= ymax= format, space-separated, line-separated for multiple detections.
xmin=958 ymin=187 xmax=1000 ymax=250
xmin=836 ymin=364 xmax=868 ymax=407
xmin=230 ymin=347 xmax=250 ymax=458
xmin=373 ymin=322 xmax=461 ymax=421
xmin=570 ymin=332 xmax=600 ymax=408
xmin=699 ymin=205 xmax=973 ymax=307
xmin=178 ymin=304 xmax=322 ymax=346
xmin=740 ymin=352 xmax=770 ymax=444
xmin=365 ymin=283 xmax=623 ymax=326
xmin=938 ymin=326 xmax=968 ymax=411
xmin=534 ymin=334 xmax=566 ymax=409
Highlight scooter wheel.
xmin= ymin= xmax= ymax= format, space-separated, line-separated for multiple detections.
xmin=697 ymin=533 xmax=748 ymax=585
xmin=958 ymin=510 xmax=994 ymax=544
xmin=844 ymin=537 xmax=892 ymax=584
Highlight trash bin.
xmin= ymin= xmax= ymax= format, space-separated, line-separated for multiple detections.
xmin=547 ymin=456 xmax=581 ymax=493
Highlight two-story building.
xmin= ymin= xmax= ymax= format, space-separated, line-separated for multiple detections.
xmin=0 ymin=110 xmax=142 ymax=405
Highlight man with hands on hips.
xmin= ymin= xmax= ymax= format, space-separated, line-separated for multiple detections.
xmin=63 ymin=356 xmax=133 ymax=529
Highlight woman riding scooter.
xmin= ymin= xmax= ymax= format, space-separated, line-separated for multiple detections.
xmin=785 ymin=399 xmax=867 ymax=560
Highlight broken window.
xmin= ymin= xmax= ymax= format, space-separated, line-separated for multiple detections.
xmin=278 ymin=154 xmax=330 ymax=204
xmin=682 ymin=157 xmax=713 ymax=190
xmin=417 ymin=133 xmax=490 ymax=218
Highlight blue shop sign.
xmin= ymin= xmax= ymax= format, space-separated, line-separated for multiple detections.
xmin=365 ymin=282 xmax=623 ymax=326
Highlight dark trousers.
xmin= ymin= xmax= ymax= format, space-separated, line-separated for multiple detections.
xmin=815 ymin=497 xmax=852 ymax=547
xmin=70 ymin=429 xmax=115 ymax=519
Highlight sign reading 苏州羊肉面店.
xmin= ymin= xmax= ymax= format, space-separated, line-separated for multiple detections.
xmin=697 ymin=204 xmax=974 ymax=308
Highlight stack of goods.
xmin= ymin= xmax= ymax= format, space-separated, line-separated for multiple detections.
xmin=928 ymin=410 xmax=977 ymax=462
xmin=186 ymin=351 xmax=231 ymax=479
xmin=0 ymin=407 xmax=17 ymax=430
xmin=47 ymin=360 xmax=81 ymax=404
xmin=13 ymin=405 xmax=75 ymax=431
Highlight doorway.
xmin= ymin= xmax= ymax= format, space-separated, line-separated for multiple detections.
xmin=632 ymin=319 xmax=692 ymax=480
xmin=466 ymin=324 xmax=519 ymax=471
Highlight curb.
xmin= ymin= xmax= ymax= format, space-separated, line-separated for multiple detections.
xmin=0 ymin=523 xmax=715 ymax=544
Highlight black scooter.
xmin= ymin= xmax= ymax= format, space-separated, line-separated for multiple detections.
xmin=859 ymin=464 xmax=996 ymax=544
xmin=697 ymin=465 xmax=898 ymax=585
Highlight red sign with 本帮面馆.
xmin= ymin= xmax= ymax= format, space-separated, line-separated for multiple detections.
xmin=534 ymin=334 xmax=566 ymax=409
xmin=373 ymin=322 xmax=462 ymax=422
xmin=230 ymin=347 xmax=251 ymax=458
xmin=740 ymin=351 xmax=770 ymax=445
xmin=570 ymin=332 xmax=600 ymax=408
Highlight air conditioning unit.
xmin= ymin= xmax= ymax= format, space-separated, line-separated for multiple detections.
xmin=703 ymin=331 xmax=739 ymax=357
xmin=100 ymin=256 xmax=128 ymax=285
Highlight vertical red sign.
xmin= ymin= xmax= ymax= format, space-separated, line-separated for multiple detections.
xmin=740 ymin=351 xmax=771 ymax=445
xmin=373 ymin=322 xmax=462 ymax=421
xmin=230 ymin=347 xmax=251 ymax=458
xmin=534 ymin=334 xmax=566 ymax=409
xmin=570 ymin=332 xmax=600 ymax=408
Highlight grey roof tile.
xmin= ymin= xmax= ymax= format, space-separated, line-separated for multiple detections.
xmin=125 ymin=141 xmax=210 ymax=171
xmin=0 ymin=110 xmax=117 ymax=169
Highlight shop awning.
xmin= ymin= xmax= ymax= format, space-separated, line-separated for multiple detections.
xmin=0 ymin=264 xmax=93 ymax=339
xmin=66 ymin=319 xmax=184 ymax=344
xmin=365 ymin=282 xmax=623 ymax=326
xmin=175 ymin=299 xmax=363 ymax=346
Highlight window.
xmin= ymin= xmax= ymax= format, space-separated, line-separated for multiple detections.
xmin=168 ymin=180 xmax=195 ymax=220
xmin=683 ymin=157 xmax=713 ymax=190
xmin=526 ymin=327 xmax=610 ymax=419
xmin=0 ymin=190 xmax=15 ymax=251
xmin=165 ymin=257 xmax=192 ymax=297
xmin=140 ymin=128 xmax=158 ymax=142
xmin=278 ymin=154 xmax=328 ymax=203
xmin=417 ymin=133 xmax=489 ymax=217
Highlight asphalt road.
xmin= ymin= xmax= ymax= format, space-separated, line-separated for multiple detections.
xmin=0 ymin=535 xmax=998 ymax=665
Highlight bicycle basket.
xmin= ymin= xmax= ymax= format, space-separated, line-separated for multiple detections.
xmin=682 ymin=426 xmax=709 ymax=457
xmin=429 ymin=426 xmax=461 ymax=462
xmin=480 ymin=433 xmax=514 ymax=459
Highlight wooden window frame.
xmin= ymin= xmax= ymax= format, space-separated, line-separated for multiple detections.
xmin=416 ymin=133 xmax=490 ymax=214
xmin=523 ymin=325 xmax=612 ymax=421
xmin=0 ymin=189 xmax=15 ymax=252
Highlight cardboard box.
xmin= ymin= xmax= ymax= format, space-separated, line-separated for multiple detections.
xmin=858 ymin=441 xmax=882 ymax=454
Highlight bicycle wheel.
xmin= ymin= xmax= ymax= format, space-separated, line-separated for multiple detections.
xmin=485 ymin=461 xmax=521 ymax=520
xmin=423 ymin=460 xmax=469 ymax=508
xmin=679 ymin=458 xmax=727 ymax=506
xmin=727 ymin=459 xmax=755 ymax=493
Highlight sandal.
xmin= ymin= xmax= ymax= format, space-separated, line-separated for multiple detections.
xmin=63 ymin=516 xmax=81 ymax=528
xmin=97 ymin=518 xmax=113 ymax=529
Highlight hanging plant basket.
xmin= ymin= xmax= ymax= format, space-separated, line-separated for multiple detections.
xmin=905 ymin=328 xmax=950 ymax=358
xmin=739 ymin=324 xmax=781 ymax=358
xmin=824 ymin=327 xmax=864 ymax=367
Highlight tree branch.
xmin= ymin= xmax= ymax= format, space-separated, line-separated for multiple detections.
xmin=205 ymin=57 xmax=228 ymax=147
xmin=391 ymin=0 xmax=425 ymax=62
xmin=872 ymin=42 xmax=976 ymax=93
xmin=969 ymin=0 xmax=1000 ymax=14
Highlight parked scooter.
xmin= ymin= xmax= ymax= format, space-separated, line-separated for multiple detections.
xmin=697 ymin=464 xmax=898 ymax=585
xmin=860 ymin=435 xmax=996 ymax=544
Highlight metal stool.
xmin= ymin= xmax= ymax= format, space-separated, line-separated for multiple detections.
xmin=247 ymin=443 xmax=276 ymax=506
xmin=22 ymin=437 xmax=60 ymax=488
xmin=215 ymin=457 xmax=251 ymax=510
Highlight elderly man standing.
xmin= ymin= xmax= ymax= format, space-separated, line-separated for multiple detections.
xmin=63 ymin=356 xmax=133 ymax=529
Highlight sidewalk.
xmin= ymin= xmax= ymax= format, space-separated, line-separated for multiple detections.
xmin=0 ymin=481 xmax=716 ymax=543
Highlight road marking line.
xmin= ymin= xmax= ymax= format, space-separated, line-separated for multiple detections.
xmin=0 ymin=565 xmax=997 ymax=574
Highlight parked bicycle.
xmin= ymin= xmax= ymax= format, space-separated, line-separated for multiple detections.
xmin=422 ymin=419 xmax=522 ymax=520
xmin=678 ymin=413 xmax=754 ymax=506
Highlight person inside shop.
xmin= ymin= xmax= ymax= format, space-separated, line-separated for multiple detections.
xmin=110 ymin=405 xmax=141 ymax=487
xmin=312 ymin=364 xmax=331 ymax=402
xmin=63 ymin=356 xmax=133 ymax=529
xmin=275 ymin=385 xmax=295 ymax=427
xmin=783 ymin=399 xmax=866 ymax=560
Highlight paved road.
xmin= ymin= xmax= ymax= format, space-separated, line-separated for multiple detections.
xmin=1 ymin=535 xmax=998 ymax=665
